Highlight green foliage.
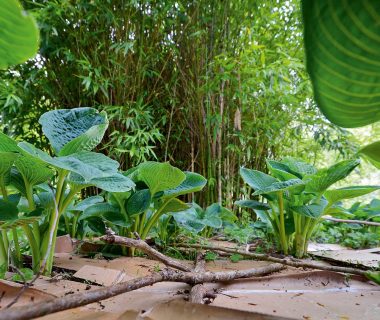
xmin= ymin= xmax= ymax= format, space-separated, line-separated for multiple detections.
xmin=0 ymin=0 xmax=39 ymax=69
xmin=237 ymin=158 xmax=379 ymax=257
xmin=12 ymin=268 xmax=33 ymax=282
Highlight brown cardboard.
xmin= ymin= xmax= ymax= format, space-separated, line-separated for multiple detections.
xmin=73 ymin=265 xmax=128 ymax=286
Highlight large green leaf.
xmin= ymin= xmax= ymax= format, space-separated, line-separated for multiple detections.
xmin=234 ymin=200 xmax=270 ymax=211
xmin=0 ymin=199 xmax=18 ymax=220
xmin=280 ymin=157 xmax=317 ymax=177
xmin=68 ymin=172 xmax=135 ymax=192
xmin=15 ymin=156 xmax=53 ymax=186
xmin=19 ymin=142 xmax=119 ymax=181
xmin=79 ymin=203 xmax=120 ymax=221
xmin=324 ymin=186 xmax=380 ymax=204
xmin=360 ymin=141 xmax=380 ymax=169
xmin=125 ymin=189 xmax=151 ymax=216
xmin=253 ymin=179 xmax=305 ymax=196
xmin=0 ymin=132 xmax=19 ymax=152
xmin=291 ymin=201 xmax=328 ymax=219
xmin=39 ymin=108 xmax=108 ymax=156
xmin=240 ymin=167 xmax=277 ymax=190
xmin=137 ymin=162 xmax=185 ymax=195
xmin=266 ymin=160 xmax=300 ymax=180
xmin=302 ymin=0 xmax=380 ymax=128
xmin=305 ymin=159 xmax=360 ymax=193
xmin=160 ymin=198 xmax=189 ymax=215
xmin=72 ymin=196 xmax=104 ymax=212
xmin=163 ymin=172 xmax=207 ymax=198
xmin=0 ymin=152 xmax=17 ymax=176
xmin=0 ymin=0 xmax=39 ymax=69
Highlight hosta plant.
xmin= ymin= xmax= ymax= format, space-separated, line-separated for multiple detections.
xmin=236 ymin=158 xmax=380 ymax=258
xmin=79 ymin=161 xmax=207 ymax=252
xmin=0 ymin=107 xmax=134 ymax=275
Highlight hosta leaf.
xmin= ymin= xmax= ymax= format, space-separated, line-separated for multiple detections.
xmin=39 ymin=108 xmax=108 ymax=156
xmin=138 ymin=162 xmax=185 ymax=195
xmin=302 ymin=0 xmax=380 ymax=128
xmin=0 ymin=199 xmax=18 ymax=220
xmin=163 ymin=172 xmax=207 ymax=198
xmin=19 ymin=142 xmax=119 ymax=181
xmin=324 ymin=186 xmax=380 ymax=204
xmin=305 ymin=159 xmax=360 ymax=193
xmin=79 ymin=203 xmax=120 ymax=221
xmin=0 ymin=0 xmax=39 ymax=69
xmin=9 ymin=168 xmax=27 ymax=195
xmin=202 ymin=215 xmax=222 ymax=229
xmin=172 ymin=208 xmax=205 ymax=234
xmin=0 ymin=152 xmax=17 ymax=176
xmin=291 ymin=201 xmax=328 ymax=219
xmin=360 ymin=141 xmax=380 ymax=169
xmin=281 ymin=157 xmax=317 ymax=177
xmin=253 ymin=179 xmax=305 ymax=196
xmin=267 ymin=160 xmax=300 ymax=180
xmin=235 ymin=200 xmax=270 ymax=211
xmin=126 ymin=189 xmax=151 ymax=216
xmin=240 ymin=167 xmax=277 ymax=191
xmin=0 ymin=132 xmax=19 ymax=152
xmin=68 ymin=172 xmax=134 ymax=192
xmin=102 ymin=211 xmax=130 ymax=228
xmin=160 ymin=198 xmax=189 ymax=215
xmin=72 ymin=196 xmax=104 ymax=212
xmin=15 ymin=156 xmax=53 ymax=186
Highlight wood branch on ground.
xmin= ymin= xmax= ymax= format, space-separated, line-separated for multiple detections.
xmin=189 ymin=253 xmax=211 ymax=304
xmin=177 ymin=243 xmax=369 ymax=276
xmin=100 ymin=228 xmax=192 ymax=272
xmin=0 ymin=264 xmax=284 ymax=320
xmin=322 ymin=215 xmax=380 ymax=227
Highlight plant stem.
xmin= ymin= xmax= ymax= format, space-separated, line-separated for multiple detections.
xmin=22 ymin=225 xmax=40 ymax=273
xmin=277 ymin=192 xmax=288 ymax=255
xmin=141 ymin=199 xmax=171 ymax=239
xmin=12 ymin=228 xmax=22 ymax=266
xmin=0 ymin=233 xmax=8 ymax=271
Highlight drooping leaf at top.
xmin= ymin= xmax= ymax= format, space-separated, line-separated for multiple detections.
xmin=359 ymin=141 xmax=380 ymax=169
xmin=240 ymin=167 xmax=278 ymax=191
xmin=163 ymin=172 xmax=207 ymax=198
xmin=137 ymin=162 xmax=185 ymax=195
xmin=125 ymin=189 xmax=151 ymax=216
xmin=234 ymin=200 xmax=270 ymax=211
xmin=324 ymin=186 xmax=380 ymax=204
xmin=302 ymin=0 xmax=380 ymax=128
xmin=19 ymin=142 xmax=119 ymax=181
xmin=39 ymin=108 xmax=108 ymax=156
xmin=0 ymin=0 xmax=39 ymax=69
xmin=305 ymin=159 xmax=360 ymax=194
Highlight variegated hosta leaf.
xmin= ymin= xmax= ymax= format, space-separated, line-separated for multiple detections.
xmin=19 ymin=142 xmax=119 ymax=181
xmin=39 ymin=108 xmax=108 ymax=156
xmin=0 ymin=0 xmax=39 ymax=69
xmin=137 ymin=161 xmax=186 ymax=195
xmin=234 ymin=200 xmax=270 ymax=211
xmin=324 ymin=186 xmax=380 ymax=204
xmin=68 ymin=172 xmax=135 ymax=192
xmin=163 ymin=171 xmax=207 ymax=198
xmin=305 ymin=159 xmax=360 ymax=193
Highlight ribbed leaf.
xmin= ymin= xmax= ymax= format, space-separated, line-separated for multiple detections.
xmin=160 ymin=198 xmax=189 ymax=215
xmin=234 ymin=200 xmax=270 ymax=211
xmin=280 ymin=157 xmax=317 ymax=177
xmin=72 ymin=196 xmax=104 ymax=212
xmin=291 ymin=201 xmax=328 ymax=219
xmin=68 ymin=172 xmax=134 ymax=192
xmin=79 ymin=203 xmax=120 ymax=221
xmin=360 ymin=141 xmax=380 ymax=169
xmin=138 ymin=162 xmax=185 ymax=195
xmin=0 ymin=132 xmax=19 ymax=152
xmin=39 ymin=108 xmax=108 ymax=156
xmin=125 ymin=189 xmax=151 ymax=216
xmin=305 ymin=159 xmax=360 ymax=193
xmin=324 ymin=186 xmax=380 ymax=204
xmin=253 ymin=179 xmax=305 ymax=196
xmin=15 ymin=156 xmax=53 ymax=186
xmin=19 ymin=142 xmax=119 ymax=181
xmin=267 ymin=160 xmax=300 ymax=180
xmin=163 ymin=172 xmax=207 ymax=198
xmin=0 ymin=0 xmax=39 ymax=69
xmin=302 ymin=0 xmax=380 ymax=128
xmin=240 ymin=167 xmax=277 ymax=190
xmin=0 ymin=152 xmax=17 ymax=178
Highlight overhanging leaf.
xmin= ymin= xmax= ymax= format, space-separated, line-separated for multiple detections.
xmin=163 ymin=172 xmax=207 ymax=198
xmin=0 ymin=0 xmax=39 ymax=69
xmin=253 ymin=179 xmax=305 ymax=196
xmin=302 ymin=0 xmax=380 ymax=128
xmin=240 ymin=167 xmax=278 ymax=191
xmin=39 ymin=108 xmax=108 ymax=156
xmin=324 ymin=186 xmax=380 ymax=204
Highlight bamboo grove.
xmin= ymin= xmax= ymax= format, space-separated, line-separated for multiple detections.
xmin=0 ymin=0 xmax=356 ymax=206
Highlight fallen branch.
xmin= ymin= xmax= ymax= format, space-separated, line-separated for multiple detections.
xmin=322 ymin=215 xmax=380 ymax=227
xmin=189 ymin=253 xmax=210 ymax=304
xmin=100 ymin=229 xmax=192 ymax=272
xmin=0 ymin=264 xmax=284 ymax=320
xmin=177 ymin=243 xmax=369 ymax=276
